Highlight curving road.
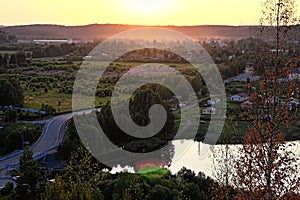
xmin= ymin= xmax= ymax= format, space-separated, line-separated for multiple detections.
xmin=0 ymin=113 xmax=73 ymax=187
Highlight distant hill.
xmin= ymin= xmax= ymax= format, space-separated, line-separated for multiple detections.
xmin=0 ymin=24 xmax=260 ymax=40
xmin=1 ymin=24 xmax=299 ymax=41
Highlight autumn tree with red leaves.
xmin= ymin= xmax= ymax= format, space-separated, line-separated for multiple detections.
xmin=233 ymin=0 xmax=300 ymax=199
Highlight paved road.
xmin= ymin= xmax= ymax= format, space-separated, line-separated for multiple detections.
xmin=0 ymin=113 xmax=73 ymax=186
xmin=174 ymin=104 xmax=196 ymax=139
xmin=224 ymin=71 xmax=260 ymax=83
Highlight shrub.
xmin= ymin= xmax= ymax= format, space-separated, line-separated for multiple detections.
xmin=0 ymin=182 xmax=14 ymax=196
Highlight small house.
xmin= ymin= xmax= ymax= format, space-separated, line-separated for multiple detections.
xmin=202 ymin=107 xmax=216 ymax=115
xmin=230 ymin=92 xmax=249 ymax=102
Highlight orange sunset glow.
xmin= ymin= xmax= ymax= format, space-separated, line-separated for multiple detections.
xmin=2 ymin=0 xmax=297 ymax=26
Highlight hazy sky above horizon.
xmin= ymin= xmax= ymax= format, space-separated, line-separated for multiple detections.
xmin=1 ymin=0 xmax=299 ymax=26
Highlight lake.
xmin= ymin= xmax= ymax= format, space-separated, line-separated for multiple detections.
xmin=169 ymin=140 xmax=300 ymax=178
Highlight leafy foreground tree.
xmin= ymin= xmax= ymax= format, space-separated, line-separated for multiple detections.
xmin=233 ymin=0 xmax=300 ymax=199
xmin=12 ymin=147 xmax=44 ymax=200
xmin=42 ymin=146 xmax=105 ymax=200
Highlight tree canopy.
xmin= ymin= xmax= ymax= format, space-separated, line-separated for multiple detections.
xmin=0 ymin=78 xmax=24 ymax=107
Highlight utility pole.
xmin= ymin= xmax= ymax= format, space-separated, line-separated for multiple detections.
xmin=22 ymin=129 xmax=24 ymax=150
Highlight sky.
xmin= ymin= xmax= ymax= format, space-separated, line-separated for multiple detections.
xmin=1 ymin=0 xmax=299 ymax=26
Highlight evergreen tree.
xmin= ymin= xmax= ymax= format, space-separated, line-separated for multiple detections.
xmin=14 ymin=147 xmax=44 ymax=200
xmin=3 ymin=54 xmax=9 ymax=68
xmin=16 ymin=52 xmax=26 ymax=65
xmin=0 ymin=54 xmax=3 ymax=68
xmin=9 ymin=54 xmax=16 ymax=65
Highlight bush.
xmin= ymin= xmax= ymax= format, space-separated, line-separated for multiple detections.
xmin=0 ymin=182 xmax=14 ymax=196
xmin=5 ymin=109 xmax=17 ymax=122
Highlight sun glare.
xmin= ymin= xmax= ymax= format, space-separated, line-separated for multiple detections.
xmin=121 ymin=0 xmax=174 ymax=18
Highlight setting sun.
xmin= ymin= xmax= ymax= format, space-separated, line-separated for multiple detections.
xmin=124 ymin=0 xmax=173 ymax=16
xmin=115 ymin=0 xmax=180 ymax=25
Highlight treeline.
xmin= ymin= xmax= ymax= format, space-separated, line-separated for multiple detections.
xmin=6 ymin=146 xmax=236 ymax=200
xmin=0 ymin=52 xmax=29 ymax=68
xmin=30 ymin=42 xmax=97 ymax=58
xmin=0 ymin=42 xmax=97 ymax=69
xmin=201 ymin=38 xmax=261 ymax=79
xmin=114 ymin=38 xmax=262 ymax=80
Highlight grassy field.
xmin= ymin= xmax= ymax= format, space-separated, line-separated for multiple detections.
xmin=139 ymin=167 xmax=169 ymax=179
xmin=19 ymin=61 xmax=198 ymax=112
xmin=24 ymin=90 xmax=110 ymax=112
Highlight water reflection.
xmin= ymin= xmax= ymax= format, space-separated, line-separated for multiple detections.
xmin=169 ymin=140 xmax=300 ymax=179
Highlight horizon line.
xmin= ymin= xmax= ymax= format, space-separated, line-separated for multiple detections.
xmin=0 ymin=23 xmax=263 ymax=28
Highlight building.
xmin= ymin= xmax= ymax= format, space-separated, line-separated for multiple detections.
xmin=240 ymin=100 xmax=253 ymax=110
xmin=265 ymin=96 xmax=281 ymax=104
xmin=179 ymin=103 xmax=186 ymax=108
xmin=33 ymin=39 xmax=70 ymax=44
xmin=207 ymin=98 xmax=221 ymax=105
xmin=33 ymin=38 xmax=83 ymax=44
xmin=230 ymin=92 xmax=249 ymax=102
xmin=202 ymin=107 xmax=216 ymax=115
